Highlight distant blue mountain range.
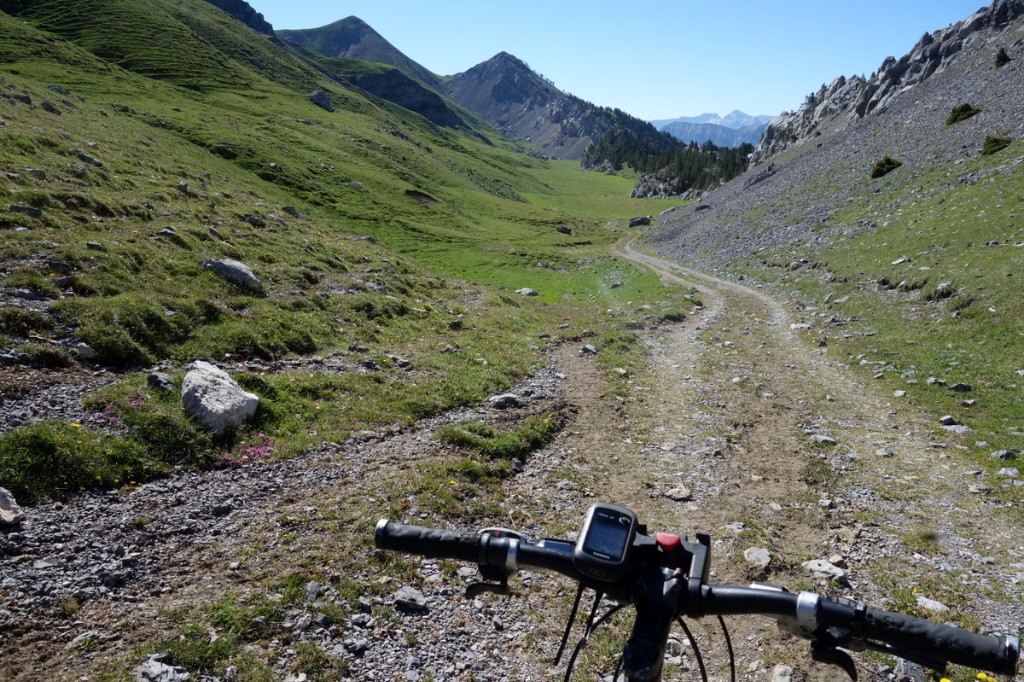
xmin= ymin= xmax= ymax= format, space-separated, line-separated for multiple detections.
xmin=650 ymin=110 xmax=774 ymax=147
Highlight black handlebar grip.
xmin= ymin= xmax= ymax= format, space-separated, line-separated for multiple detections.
xmin=374 ymin=520 xmax=481 ymax=563
xmin=862 ymin=606 xmax=1019 ymax=676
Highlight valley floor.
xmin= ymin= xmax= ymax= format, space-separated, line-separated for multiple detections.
xmin=1 ymin=251 xmax=1021 ymax=681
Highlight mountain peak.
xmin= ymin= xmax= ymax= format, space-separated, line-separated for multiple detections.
xmin=277 ymin=16 xmax=440 ymax=89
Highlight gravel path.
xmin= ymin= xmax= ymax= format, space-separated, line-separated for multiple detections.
xmin=1 ymin=248 xmax=1021 ymax=681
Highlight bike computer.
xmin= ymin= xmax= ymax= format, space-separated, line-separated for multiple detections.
xmin=573 ymin=502 xmax=638 ymax=582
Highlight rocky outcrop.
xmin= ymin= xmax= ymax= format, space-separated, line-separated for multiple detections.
xmin=631 ymin=174 xmax=691 ymax=199
xmin=751 ymin=0 xmax=1024 ymax=164
xmin=203 ymin=0 xmax=274 ymax=35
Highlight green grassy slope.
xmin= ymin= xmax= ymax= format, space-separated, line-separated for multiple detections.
xmin=0 ymin=1 xmax=686 ymax=501
xmin=735 ymin=141 xmax=1024 ymax=471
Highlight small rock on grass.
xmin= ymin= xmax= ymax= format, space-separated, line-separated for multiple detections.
xmin=802 ymin=559 xmax=848 ymax=584
xmin=915 ymin=595 xmax=948 ymax=613
xmin=810 ymin=434 xmax=837 ymax=446
xmin=665 ymin=486 xmax=692 ymax=502
xmin=743 ymin=547 xmax=771 ymax=568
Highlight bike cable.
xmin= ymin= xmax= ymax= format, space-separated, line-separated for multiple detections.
xmin=717 ymin=614 xmax=736 ymax=682
xmin=554 ymin=583 xmax=587 ymax=665
xmin=678 ymin=617 xmax=709 ymax=682
xmin=563 ymin=595 xmax=626 ymax=682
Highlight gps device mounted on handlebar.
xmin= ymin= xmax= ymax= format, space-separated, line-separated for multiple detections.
xmin=374 ymin=504 xmax=1020 ymax=682
xmin=573 ymin=502 xmax=638 ymax=582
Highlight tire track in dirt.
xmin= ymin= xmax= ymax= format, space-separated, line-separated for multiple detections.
xmin=611 ymin=240 xmax=1024 ymax=681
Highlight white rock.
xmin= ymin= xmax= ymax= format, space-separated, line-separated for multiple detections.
xmin=916 ymin=595 xmax=948 ymax=613
xmin=743 ymin=547 xmax=771 ymax=568
xmin=0 ymin=487 xmax=24 ymax=526
xmin=201 ymin=258 xmax=263 ymax=292
xmin=136 ymin=653 xmax=190 ymax=682
xmin=181 ymin=361 xmax=259 ymax=435
xmin=802 ymin=559 xmax=847 ymax=583
xmin=771 ymin=664 xmax=794 ymax=682
xmin=665 ymin=487 xmax=693 ymax=502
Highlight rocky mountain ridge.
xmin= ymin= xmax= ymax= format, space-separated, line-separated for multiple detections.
xmin=203 ymin=0 xmax=273 ymax=35
xmin=651 ymin=0 xmax=1024 ymax=271
xmin=652 ymin=110 xmax=773 ymax=129
xmin=441 ymin=51 xmax=624 ymax=160
xmin=752 ymin=0 xmax=1024 ymax=164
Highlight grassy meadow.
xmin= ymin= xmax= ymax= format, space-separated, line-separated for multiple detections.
xmin=0 ymin=2 xmax=689 ymax=504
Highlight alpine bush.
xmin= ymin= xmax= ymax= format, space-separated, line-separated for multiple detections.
xmin=982 ymin=135 xmax=1011 ymax=156
xmin=946 ymin=103 xmax=981 ymax=125
xmin=871 ymin=156 xmax=903 ymax=178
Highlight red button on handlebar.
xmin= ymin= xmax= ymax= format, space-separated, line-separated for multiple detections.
xmin=655 ymin=532 xmax=682 ymax=552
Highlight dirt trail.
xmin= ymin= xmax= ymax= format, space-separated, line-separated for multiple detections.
xmin=598 ymin=241 xmax=1024 ymax=680
xmin=2 ymin=243 xmax=1021 ymax=682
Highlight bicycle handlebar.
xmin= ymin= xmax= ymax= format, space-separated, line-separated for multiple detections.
xmin=374 ymin=519 xmax=1020 ymax=679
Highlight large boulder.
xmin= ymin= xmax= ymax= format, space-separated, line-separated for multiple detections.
xmin=201 ymin=258 xmax=263 ymax=293
xmin=181 ymin=361 xmax=259 ymax=435
xmin=309 ymin=90 xmax=333 ymax=112
xmin=0 ymin=487 xmax=24 ymax=526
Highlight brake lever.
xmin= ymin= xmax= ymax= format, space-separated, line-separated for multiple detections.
xmin=811 ymin=643 xmax=858 ymax=680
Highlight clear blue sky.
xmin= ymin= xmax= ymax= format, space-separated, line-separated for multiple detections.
xmin=252 ymin=0 xmax=988 ymax=120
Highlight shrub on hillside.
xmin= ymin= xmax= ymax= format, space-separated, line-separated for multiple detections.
xmin=982 ymin=135 xmax=1011 ymax=156
xmin=996 ymin=47 xmax=1011 ymax=68
xmin=870 ymin=156 xmax=902 ymax=178
xmin=946 ymin=103 xmax=981 ymax=125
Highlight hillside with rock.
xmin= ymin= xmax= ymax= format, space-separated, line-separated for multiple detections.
xmin=751 ymin=0 xmax=1024 ymax=164
xmin=2 ymin=1 xmax=1024 ymax=680
xmin=203 ymin=0 xmax=273 ymax=35
xmin=653 ymin=0 xmax=1024 ymax=266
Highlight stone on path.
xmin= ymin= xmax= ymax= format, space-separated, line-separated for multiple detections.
xmin=135 ymin=652 xmax=190 ymax=682
xmin=743 ymin=547 xmax=771 ymax=568
xmin=395 ymin=586 xmax=428 ymax=612
xmin=0 ymin=487 xmax=24 ymax=526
